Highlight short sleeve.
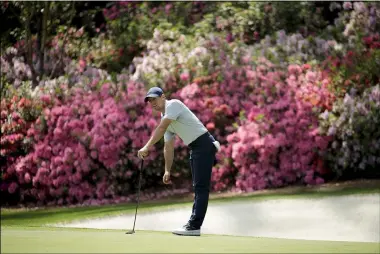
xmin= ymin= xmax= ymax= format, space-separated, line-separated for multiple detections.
xmin=163 ymin=100 xmax=184 ymax=120
xmin=164 ymin=130 xmax=175 ymax=142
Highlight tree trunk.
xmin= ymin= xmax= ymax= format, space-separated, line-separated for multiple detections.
xmin=39 ymin=1 xmax=50 ymax=80
xmin=25 ymin=5 xmax=38 ymax=87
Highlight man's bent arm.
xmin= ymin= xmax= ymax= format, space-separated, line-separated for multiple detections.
xmin=144 ymin=118 xmax=173 ymax=149
xmin=164 ymin=138 xmax=175 ymax=172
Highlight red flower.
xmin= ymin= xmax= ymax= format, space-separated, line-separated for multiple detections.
xmin=346 ymin=50 xmax=355 ymax=58
xmin=18 ymin=98 xmax=26 ymax=108
xmin=363 ymin=36 xmax=373 ymax=46
xmin=302 ymin=64 xmax=311 ymax=70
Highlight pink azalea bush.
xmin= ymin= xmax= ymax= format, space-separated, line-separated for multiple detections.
xmin=187 ymin=61 xmax=335 ymax=192
xmin=1 ymin=57 xmax=193 ymax=207
xmin=3 ymin=79 xmax=192 ymax=206
xmin=0 ymin=95 xmax=40 ymax=204
xmin=171 ymin=57 xmax=335 ymax=192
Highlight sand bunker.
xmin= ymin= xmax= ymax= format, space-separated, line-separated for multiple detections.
xmin=53 ymin=193 xmax=380 ymax=242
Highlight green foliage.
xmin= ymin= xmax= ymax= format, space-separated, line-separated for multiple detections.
xmin=99 ymin=2 xmax=214 ymax=73
xmin=190 ymin=2 xmax=323 ymax=44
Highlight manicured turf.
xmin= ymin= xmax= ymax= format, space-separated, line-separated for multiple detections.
xmin=2 ymin=226 xmax=379 ymax=253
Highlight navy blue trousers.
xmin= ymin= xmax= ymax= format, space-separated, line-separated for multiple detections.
xmin=187 ymin=132 xmax=217 ymax=229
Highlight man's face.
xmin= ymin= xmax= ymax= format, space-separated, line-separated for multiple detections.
xmin=147 ymin=96 xmax=165 ymax=112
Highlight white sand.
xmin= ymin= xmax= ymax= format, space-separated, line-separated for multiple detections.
xmin=52 ymin=193 xmax=380 ymax=243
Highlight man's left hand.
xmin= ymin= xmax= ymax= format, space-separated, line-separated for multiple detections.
xmin=138 ymin=146 xmax=149 ymax=159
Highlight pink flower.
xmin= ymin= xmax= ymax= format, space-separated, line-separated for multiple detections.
xmin=8 ymin=182 xmax=18 ymax=194
xmin=1 ymin=110 xmax=7 ymax=118
xmin=11 ymin=112 xmax=20 ymax=121
xmin=315 ymin=177 xmax=324 ymax=185
xmin=79 ymin=58 xmax=87 ymax=72
xmin=242 ymin=55 xmax=250 ymax=64
xmin=179 ymin=83 xmax=200 ymax=99
xmin=94 ymin=136 xmax=105 ymax=147
xmin=306 ymin=71 xmax=317 ymax=82
xmin=24 ymin=173 xmax=31 ymax=183
xmin=53 ymin=128 xmax=63 ymax=138
xmin=288 ymin=64 xmax=302 ymax=76
xmin=246 ymin=70 xmax=256 ymax=80
xmin=165 ymin=3 xmax=172 ymax=14
xmin=302 ymin=64 xmax=311 ymax=70
xmin=315 ymin=136 xmax=329 ymax=150
xmin=343 ymin=2 xmax=352 ymax=10
xmin=180 ymin=72 xmax=190 ymax=81
xmin=41 ymin=94 xmax=51 ymax=104
xmin=206 ymin=122 xmax=215 ymax=130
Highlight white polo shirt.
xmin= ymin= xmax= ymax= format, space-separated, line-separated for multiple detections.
xmin=161 ymin=99 xmax=208 ymax=145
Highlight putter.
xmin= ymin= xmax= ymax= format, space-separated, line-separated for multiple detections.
xmin=125 ymin=159 xmax=144 ymax=234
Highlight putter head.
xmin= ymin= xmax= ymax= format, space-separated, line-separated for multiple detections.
xmin=125 ymin=230 xmax=135 ymax=234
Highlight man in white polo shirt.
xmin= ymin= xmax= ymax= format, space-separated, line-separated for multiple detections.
xmin=138 ymin=86 xmax=220 ymax=236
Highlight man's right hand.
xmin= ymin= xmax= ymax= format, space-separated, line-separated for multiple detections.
xmin=163 ymin=171 xmax=171 ymax=184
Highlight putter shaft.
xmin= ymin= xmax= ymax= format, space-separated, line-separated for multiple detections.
xmin=125 ymin=160 xmax=143 ymax=234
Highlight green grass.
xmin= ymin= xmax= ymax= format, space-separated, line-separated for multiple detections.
xmin=2 ymin=181 xmax=379 ymax=227
xmin=1 ymin=227 xmax=379 ymax=253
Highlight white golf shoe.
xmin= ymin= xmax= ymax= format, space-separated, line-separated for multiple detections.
xmin=172 ymin=224 xmax=201 ymax=236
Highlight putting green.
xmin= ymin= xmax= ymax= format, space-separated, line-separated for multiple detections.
xmin=1 ymin=227 xmax=378 ymax=253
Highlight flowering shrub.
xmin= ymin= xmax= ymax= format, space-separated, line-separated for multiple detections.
xmin=2 ymin=79 xmax=184 ymax=206
xmin=130 ymin=1 xmax=330 ymax=88
xmin=131 ymin=27 xmax=248 ymax=90
xmin=0 ymin=27 xmax=87 ymax=89
xmin=321 ymin=35 xmax=380 ymax=98
xmin=318 ymin=85 xmax=380 ymax=179
xmin=331 ymin=2 xmax=380 ymax=42
xmin=100 ymin=1 xmax=214 ymax=72
xmin=172 ymin=58 xmax=335 ymax=192
xmin=245 ymin=2 xmax=380 ymax=69
xmin=2 ymin=44 xmax=116 ymax=103
xmin=130 ymin=27 xmax=193 ymax=88
xmin=247 ymin=30 xmax=343 ymax=68
xmin=174 ymin=66 xmax=260 ymax=190
xmin=81 ymin=33 xmax=125 ymax=73
xmin=208 ymin=63 xmax=335 ymax=192
xmin=193 ymin=2 xmax=323 ymax=44
xmin=0 ymin=94 xmax=42 ymax=205
xmin=1 ymin=47 xmax=35 ymax=88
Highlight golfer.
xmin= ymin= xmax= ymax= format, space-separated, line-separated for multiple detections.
xmin=138 ymin=86 xmax=220 ymax=236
